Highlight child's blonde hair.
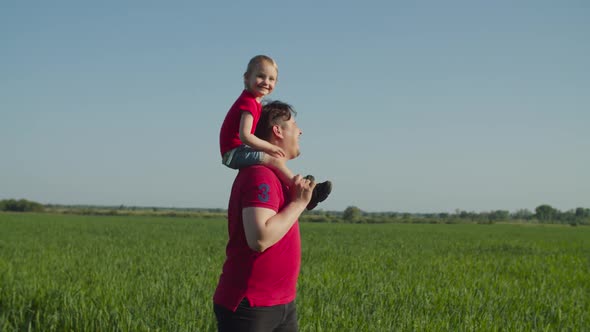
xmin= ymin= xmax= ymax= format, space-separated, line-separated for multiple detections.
xmin=243 ymin=55 xmax=278 ymax=89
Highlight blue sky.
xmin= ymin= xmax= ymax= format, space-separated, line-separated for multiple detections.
xmin=1 ymin=1 xmax=589 ymax=213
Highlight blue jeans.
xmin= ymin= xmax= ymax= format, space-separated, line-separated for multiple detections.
xmin=214 ymin=298 xmax=298 ymax=332
xmin=222 ymin=145 xmax=264 ymax=169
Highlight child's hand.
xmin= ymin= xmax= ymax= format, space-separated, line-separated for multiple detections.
xmin=266 ymin=145 xmax=286 ymax=158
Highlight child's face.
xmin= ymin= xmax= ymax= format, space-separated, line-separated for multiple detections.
xmin=244 ymin=61 xmax=277 ymax=100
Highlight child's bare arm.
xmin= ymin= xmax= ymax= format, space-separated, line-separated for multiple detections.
xmin=239 ymin=112 xmax=285 ymax=158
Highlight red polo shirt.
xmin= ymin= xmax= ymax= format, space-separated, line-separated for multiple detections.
xmin=219 ymin=90 xmax=262 ymax=157
xmin=213 ymin=165 xmax=301 ymax=311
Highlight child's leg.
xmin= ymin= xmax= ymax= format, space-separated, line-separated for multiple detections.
xmin=261 ymin=155 xmax=295 ymax=185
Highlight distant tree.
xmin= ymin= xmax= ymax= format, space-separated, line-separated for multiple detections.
xmin=343 ymin=206 xmax=362 ymax=223
xmin=457 ymin=210 xmax=478 ymax=221
xmin=575 ymin=207 xmax=589 ymax=219
xmin=559 ymin=209 xmax=576 ymax=223
xmin=489 ymin=210 xmax=510 ymax=222
xmin=0 ymin=199 xmax=44 ymax=212
xmin=535 ymin=204 xmax=559 ymax=223
xmin=512 ymin=209 xmax=533 ymax=221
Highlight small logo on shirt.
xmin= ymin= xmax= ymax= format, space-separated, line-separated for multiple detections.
xmin=258 ymin=183 xmax=270 ymax=203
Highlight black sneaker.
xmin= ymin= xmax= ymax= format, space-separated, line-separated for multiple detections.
xmin=306 ymin=180 xmax=332 ymax=210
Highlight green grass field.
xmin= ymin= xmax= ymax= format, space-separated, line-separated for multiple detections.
xmin=1 ymin=213 xmax=589 ymax=331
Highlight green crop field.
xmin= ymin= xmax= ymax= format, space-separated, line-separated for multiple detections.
xmin=1 ymin=213 xmax=589 ymax=331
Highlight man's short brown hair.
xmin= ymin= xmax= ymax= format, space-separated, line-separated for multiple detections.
xmin=255 ymin=101 xmax=297 ymax=141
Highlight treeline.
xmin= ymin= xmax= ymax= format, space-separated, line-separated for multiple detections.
xmin=2 ymin=199 xmax=589 ymax=225
xmin=44 ymin=203 xmax=226 ymax=214
xmin=43 ymin=204 xmax=226 ymax=219
xmin=0 ymin=199 xmax=44 ymax=212
xmin=302 ymin=204 xmax=590 ymax=226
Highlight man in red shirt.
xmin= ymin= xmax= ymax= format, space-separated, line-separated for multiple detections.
xmin=213 ymin=101 xmax=315 ymax=332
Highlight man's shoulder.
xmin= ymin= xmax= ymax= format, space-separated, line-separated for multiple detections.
xmin=238 ymin=165 xmax=278 ymax=179
xmin=233 ymin=166 xmax=284 ymax=208
xmin=235 ymin=166 xmax=284 ymax=191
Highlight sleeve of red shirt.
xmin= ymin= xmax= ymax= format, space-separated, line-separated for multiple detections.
xmin=241 ymin=167 xmax=282 ymax=212
xmin=235 ymin=96 xmax=257 ymax=117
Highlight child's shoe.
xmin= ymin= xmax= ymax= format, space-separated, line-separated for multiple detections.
xmin=305 ymin=176 xmax=332 ymax=210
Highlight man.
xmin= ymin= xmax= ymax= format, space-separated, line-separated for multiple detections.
xmin=213 ymin=101 xmax=316 ymax=331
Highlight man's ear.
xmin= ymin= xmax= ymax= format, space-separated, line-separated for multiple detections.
xmin=272 ymin=125 xmax=283 ymax=138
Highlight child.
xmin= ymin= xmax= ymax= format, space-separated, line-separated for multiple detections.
xmin=219 ymin=55 xmax=331 ymax=210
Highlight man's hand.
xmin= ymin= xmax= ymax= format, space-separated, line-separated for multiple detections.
xmin=290 ymin=174 xmax=315 ymax=207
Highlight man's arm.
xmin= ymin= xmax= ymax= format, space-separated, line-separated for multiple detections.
xmin=242 ymin=175 xmax=314 ymax=253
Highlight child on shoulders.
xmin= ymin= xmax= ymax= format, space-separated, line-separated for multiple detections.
xmin=219 ymin=55 xmax=331 ymax=210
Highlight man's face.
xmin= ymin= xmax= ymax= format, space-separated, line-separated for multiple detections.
xmin=279 ymin=117 xmax=302 ymax=159
xmin=244 ymin=62 xmax=277 ymax=100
